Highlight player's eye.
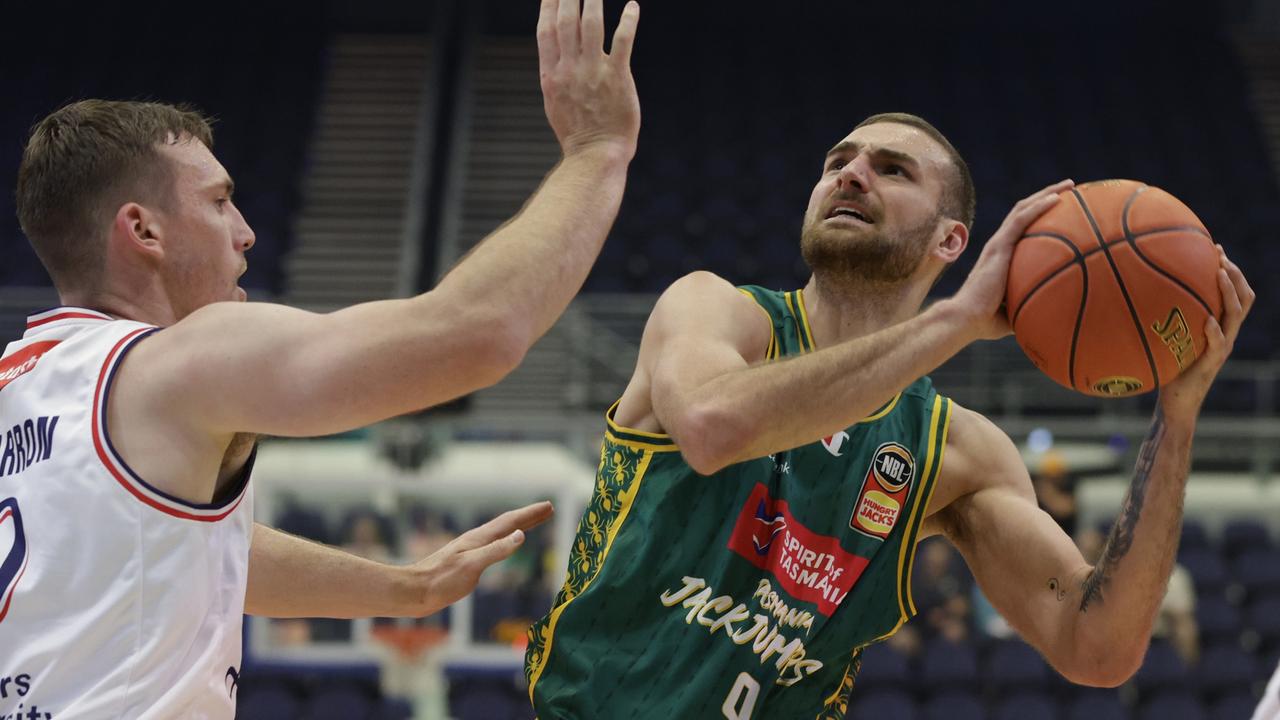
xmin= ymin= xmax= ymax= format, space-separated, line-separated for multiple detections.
xmin=883 ymin=164 xmax=907 ymax=177
xmin=827 ymin=159 xmax=845 ymax=172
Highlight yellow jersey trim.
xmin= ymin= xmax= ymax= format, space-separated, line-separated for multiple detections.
xmin=738 ymin=287 xmax=779 ymax=360
xmin=526 ymin=449 xmax=656 ymax=700
xmin=604 ymin=431 xmax=681 ymax=453
xmin=903 ymin=397 xmax=952 ymax=615
xmin=795 ymin=288 xmax=816 ymax=350
xmin=603 ymin=401 xmax=680 ymax=452
xmin=860 ymin=394 xmax=901 ymax=424
xmin=783 ymin=291 xmax=812 ymax=353
xmin=892 ymin=395 xmax=951 ymax=620
xmin=788 ymin=288 xmax=901 ymax=424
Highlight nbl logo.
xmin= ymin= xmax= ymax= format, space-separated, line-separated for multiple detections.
xmin=872 ymin=444 xmax=913 ymax=491
xmin=850 ymin=442 xmax=916 ymax=540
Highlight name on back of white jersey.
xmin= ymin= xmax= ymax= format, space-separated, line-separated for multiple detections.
xmin=0 ymin=417 xmax=59 ymax=479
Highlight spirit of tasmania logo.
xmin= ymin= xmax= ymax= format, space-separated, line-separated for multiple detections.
xmin=727 ymin=483 xmax=867 ymax=616
xmin=849 ymin=442 xmax=916 ymax=541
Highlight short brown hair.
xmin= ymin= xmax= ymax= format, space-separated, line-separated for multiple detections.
xmin=855 ymin=112 xmax=976 ymax=231
xmin=15 ymin=99 xmax=214 ymax=291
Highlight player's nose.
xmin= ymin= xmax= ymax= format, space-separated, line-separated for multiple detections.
xmin=838 ymin=155 xmax=871 ymax=194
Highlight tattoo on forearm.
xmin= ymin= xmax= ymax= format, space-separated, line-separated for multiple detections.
xmin=1048 ymin=578 xmax=1066 ymax=601
xmin=1078 ymin=408 xmax=1167 ymax=612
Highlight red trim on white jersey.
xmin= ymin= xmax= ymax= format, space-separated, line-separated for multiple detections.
xmin=25 ymin=307 xmax=114 ymax=330
xmin=91 ymin=328 xmax=249 ymax=522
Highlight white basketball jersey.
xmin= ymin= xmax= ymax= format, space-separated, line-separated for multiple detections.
xmin=1255 ymin=660 xmax=1280 ymax=720
xmin=0 ymin=307 xmax=254 ymax=719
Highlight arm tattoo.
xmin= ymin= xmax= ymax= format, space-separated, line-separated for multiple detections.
xmin=1048 ymin=578 xmax=1066 ymax=602
xmin=1079 ymin=407 xmax=1167 ymax=612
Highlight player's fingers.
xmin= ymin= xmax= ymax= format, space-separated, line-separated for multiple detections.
xmin=1216 ymin=267 xmax=1244 ymax=345
xmin=580 ymin=0 xmax=604 ymax=55
xmin=610 ymin=1 xmax=640 ymax=66
xmin=463 ymin=529 xmax=527 ymax=570
xmin=1202 ymin=316 xmax=1226 ymax=359
xmin=1219 ymin=248 xmax=1255 ymax=316
xmin=453 ymin=501 xmax=554 ymax=550
xmin=996 ymin=190 xmax=1062 ymax=241
xmin=537 ymin=0 xmax=560 ymax=72
xmin=1012 ymin=179 xmax=1074 ymax=212
xmin=557 ymin=0 xmax=581 ymax=58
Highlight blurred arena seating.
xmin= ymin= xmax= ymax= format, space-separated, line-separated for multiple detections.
xmin=3 ymin=1 xmax=1280 ymax=719
xmin=0 ymin=5 xmax=325 ymax=300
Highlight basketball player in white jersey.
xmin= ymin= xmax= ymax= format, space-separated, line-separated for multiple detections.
xmin=1255 ymin=663 xmax=1280 ymax=719
xmin=0 ymin=1 xmax=638 ymax=717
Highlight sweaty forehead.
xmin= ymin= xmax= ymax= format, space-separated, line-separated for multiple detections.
xmin=841 ymin=122 xmax=951 ymax=173
xmin=156 ymin=137 xmax=228 ymax=191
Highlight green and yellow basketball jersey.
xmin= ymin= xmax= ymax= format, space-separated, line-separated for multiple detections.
xmin=525 ymin=286 xmax=953 ymax=719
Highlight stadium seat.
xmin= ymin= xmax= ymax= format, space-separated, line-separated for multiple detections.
xmin=992 ymin=692 xmax=1058 ymax=720
xmin=1234 ymin=550 xmax=1280 ymax=598
xmin=1223 ymin=520 xmax=1272 ymax=559
xmin=983 ymin=640 xmax=1051 ymax=694
xmin=849 ymin=690 xmax=918 ymax=720
xmin=1133 ymin=640 xmax=1190 ymax=694
xmin=1210 ymin=692 xmax=1259 ymax=720
xmin=299 ymin=686 xmax=373 ymax=720
xmin=450 ymin=690 xmax=520 ymax=720
xmin=1138 ymin=691 xmax=1207 ymax=720
xmin=1196 ymin=595 xmax=1243 ymax=645
xmin=1248 ymin=596 xmax=1280 ymax=651
xmin=1180 ymin=521 xmax=1210 ymax=552
xmin=374 ymin=697 xmax=414 ymax=720
xmin=922 ymin=690 xmax=986 ymax=720
xmin=921 ymin=638 xmax=979 ymax=692
xmin=1180 ymin=548 xmax=1230 ymax=597
xmin=236 ymin=687 xmax=301 ymax=720
xmin=856 ymin=642 xmax=911 ymax=692
xmin=1198 ymin=642 xmax=1258 ymax=698
xmin=1065 ymin=691 xmax=1127 ymax=720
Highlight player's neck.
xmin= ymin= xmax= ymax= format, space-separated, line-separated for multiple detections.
xmin=800 ymin=273 xmax=928 ymax=348
xmin=61 ymin=282 xmax=181 ymax=327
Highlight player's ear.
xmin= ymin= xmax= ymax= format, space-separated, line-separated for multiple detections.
xmin=112 ymin=202 xmax=165 ymax=262
xmin=935 ymin=219 xmax=968 ymax=264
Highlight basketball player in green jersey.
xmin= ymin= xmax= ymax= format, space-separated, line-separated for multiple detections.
xmin=525 ymin=112 xmax=1254 ymax=718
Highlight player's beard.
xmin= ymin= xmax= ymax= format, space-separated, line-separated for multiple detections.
xmin=799 ymin=209 xmax=939 ymax=286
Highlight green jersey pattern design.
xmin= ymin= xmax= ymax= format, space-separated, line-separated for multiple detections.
xmin=526 ymin=286 xmax=953 ymax=719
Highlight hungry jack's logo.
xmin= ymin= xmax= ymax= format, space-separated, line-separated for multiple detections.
xmin=849 ymin=442 xmax=916 ymax=540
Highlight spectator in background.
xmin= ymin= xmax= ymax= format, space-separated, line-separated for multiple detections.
xmin=405 ymin=506 xmax=460 ymax=562
xmin=1033 ymin=451 xmax=1078 ymax=537
xmin=911 ymin=537 xmax=974 ymax=643
xmin=342 ymin=509 xmax=395 ymax=564
xmin=1079 ymin=525 xmax=1199 ymax=666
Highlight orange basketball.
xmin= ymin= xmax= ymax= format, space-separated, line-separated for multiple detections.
xmin=1005 ymin=180 xmax=1223 ymax=397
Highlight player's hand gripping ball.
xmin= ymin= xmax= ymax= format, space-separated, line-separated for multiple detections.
xmin=1005 ymin=180 xmax=1223 ymax=397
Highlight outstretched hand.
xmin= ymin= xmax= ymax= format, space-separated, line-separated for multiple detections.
xmin=411 ymin=501 xmax=555 ymax=616
xmin=1159 ymin=245 xmax=1254 ymax=422
xmin=951 ymin=179 xmax=1075 ymax=341
xmin=538 ymin=0 xmax=641 ymax=160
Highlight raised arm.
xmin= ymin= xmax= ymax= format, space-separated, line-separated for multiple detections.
xmin=927 ymin=248 xmax=1252 ymax=686
xmin=116 ymin=0 xmax=640 ymax=442
xmin=623 ymin=180 xmax=1073 ymax=475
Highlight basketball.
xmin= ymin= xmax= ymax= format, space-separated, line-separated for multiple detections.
xmin=1005 ymin=180 xmax=1223 ymax=397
